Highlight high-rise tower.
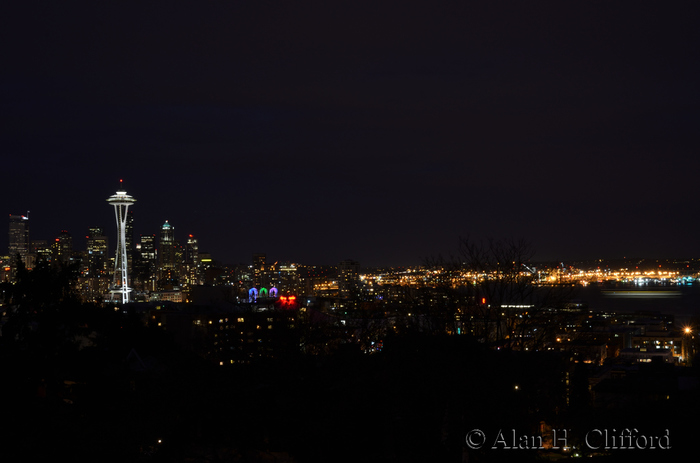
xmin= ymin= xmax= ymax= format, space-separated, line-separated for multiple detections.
xmin=184 ymin=234 xmax=200 ymax=287
xmin=52 ymin=230 xmax=73 ymax=265
xmin=85 ymin=227 xmax=109 ymax=302
xmin=158 ymin=220 xmax=179 ymax=289
xmin=107 ymin=181 xmax=136 ymax=304
xmin=8 ymin=213 xmax=30 ymax=272
xmin=136 ymin=234 xmax=157 ymax=291
xmin=86 ymin=227 xmax=108 ymax=277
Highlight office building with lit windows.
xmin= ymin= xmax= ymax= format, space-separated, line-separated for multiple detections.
xmin=8 ymin=213 xmax=30 ymax=274
xmin=158 ymin=220 xmax=179 ymax=289
xmin=339 ymin=259 xmax=361 ymax=298
xmin=86 ymin=227 xmax=108 ymax=277
xmin=183 ymin=234 xmax=200 ymax=287
xmin=31 ymin=240 xmax=51 ymax=265
xmin=52 ymin=230 xmax=73 ymax=265
xmin=134 ymin=234 xmax=157 ymax=292
xmin=83 ymin=227 xmax=110 ymax=302
xmin=253 ymin=253 xmax=266 ymax=288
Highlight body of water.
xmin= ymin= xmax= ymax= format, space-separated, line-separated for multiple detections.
xmin=570 ymin=283 xmax=700 ymax=323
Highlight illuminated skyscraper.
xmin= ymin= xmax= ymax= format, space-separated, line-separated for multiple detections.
xmin=31 ymin=240 xmax=51 ymax=265
xmin=278 ymin=262 xmax=301 ymax=294
xmin=107 ymin=181 xmax=136 ymax=304
xmin=8 ymin=213 xmax=30 ymax=272
xmin=140 ymin=234 xmax=156 ymax=263
xmin=136 ymin=234 xmax=157 ymax=291
xmin=52 ymin=230 xmax=73 ymax=265
xmin=184 ymin=234 xmax=200 ymax=287
xmin=158 ymin=220 xmax=178 ymax=288
xmin=86 ymin=227 xmax=108 ymax=277
xmin=85 ymin=227 xmax=109 ymax=302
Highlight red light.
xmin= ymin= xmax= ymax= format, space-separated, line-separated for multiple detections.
xmin=280 ymin=296 xmax=287 ymax=302
xmin=481 ymin=298 xmax=486 ymax=304
xmin=289 ymin=296 xmax=296 ymax=301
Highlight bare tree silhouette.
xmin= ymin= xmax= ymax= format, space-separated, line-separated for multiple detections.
xmin=428 ymin=236 xmax=572 ymax=350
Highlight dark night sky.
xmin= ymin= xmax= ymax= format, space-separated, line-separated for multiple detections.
xmin=2 ymin=1 xmax=700 ymax=267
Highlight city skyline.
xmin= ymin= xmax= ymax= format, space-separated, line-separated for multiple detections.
xmin=3 ymin=2 xmax=700 ymax=267
xmin=6 ymin=189 xmax=700 ymax=268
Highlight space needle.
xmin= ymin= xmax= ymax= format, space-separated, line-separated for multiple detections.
xmin=107 ymin=180 xmax=136 ymax=304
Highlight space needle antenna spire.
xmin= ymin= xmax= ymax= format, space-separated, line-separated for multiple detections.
xmin=107 ymin=179 xmax=136 ymax=304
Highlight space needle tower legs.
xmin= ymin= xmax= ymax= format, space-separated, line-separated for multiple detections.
xmin=107 ymin=180 xmax=136 ymax=304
